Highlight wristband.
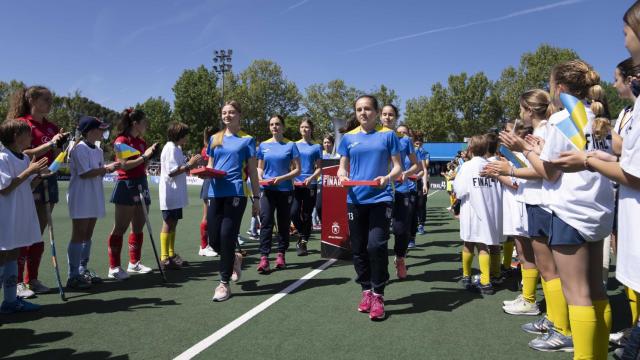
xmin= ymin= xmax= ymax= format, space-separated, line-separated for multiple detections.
xmin=584 ymin=154 xmax=595 ymax=172
xmin=509 ymin=166 xmax=515 ymax=178
xmin=140 ymin=154 xmax=147 ymax=162
xmin=49 ymin=140 xmax=56 ymax=149
xmin=524 ymin=149 xmax=532 ymax=158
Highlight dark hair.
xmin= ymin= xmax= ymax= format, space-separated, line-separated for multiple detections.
xmin=117 ymin=108 xmax=146 ymax=136
xmin=354 ymin=95 xmax=379 ymax=112
xmin=270 ymin=114 xmax=285 ymax=127
xmin=0 ymin=119 xmax=31 ymax=146
xmin=300 ymin=117 xmax=314 ymax=138
xmin=467 ymin=135 xmax=487 ymax=157
xmin=323 ymin=133 xmax=335 ymax=144
xmin=617 ymin=57 xmax=640 ymax=79
xmin=340 ymin=113 xmax=359 ymax=133
xmin=484 ymin=133 xmax=499 ymax=155
xmin=167 ymin=122 xmax=190 ymax=142
xmin=6 ymin=85 xmax=52 ymax=120
xmin=625 ymin=1 xmax=640 ymax=40
xmin=203 ymin=126 xmax=215 ymax=147
xmin=412 ymin=131 xmax=424 ymax=142
xmin=382 ymin=104 xmax=399 ymax=118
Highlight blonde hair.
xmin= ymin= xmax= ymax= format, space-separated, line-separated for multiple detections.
xmin=211 ymin=100 xmax=243 ymax=149
xmin=551 ymin=60 xmax=608 ymax=118
xmin=519 ymin=89 xmax=552 ymax=120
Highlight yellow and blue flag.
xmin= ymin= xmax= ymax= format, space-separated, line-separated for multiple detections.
xmin=557 ymin=93 xmax=588 ymax=150
xmin=114 ymin=143 xmax=141 ymax=159
xmin=499 ymin=145 xmax=527 ymax=169
xmin=47 ymin=151 xmax=67 ymax=173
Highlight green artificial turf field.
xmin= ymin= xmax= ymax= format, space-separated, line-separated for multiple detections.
xmin=0 ymin=183 xmax=630 ymax=359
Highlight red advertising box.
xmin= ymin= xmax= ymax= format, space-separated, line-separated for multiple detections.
xmin=320 ymin=159 xmax=351 ymax=260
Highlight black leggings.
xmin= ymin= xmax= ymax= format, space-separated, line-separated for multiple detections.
xmin=315 ymin=186 xmax=322 ymax=221
xmin=259 ymin=189 xmax=293 ymax=256
xmin=348 ymin=202 xmax=392 ymax=295
xmin=392 ymin=192 xmax=414 ymax=257
xmin=415 ymin=180 xmax=427 ymax=226
xmin=290 ymin=184 xmax=317 ymax=241
xmin=207 ymin=196 xmax=247 ymax=283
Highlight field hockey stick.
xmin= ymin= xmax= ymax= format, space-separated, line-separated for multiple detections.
xmin=42 ymin=177 xmax=67 ymax=301
xmin=137 ymin=185 xmax=167 ymax=283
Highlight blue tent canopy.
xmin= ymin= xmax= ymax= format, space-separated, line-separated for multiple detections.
xmin=421 ymin=142 xmax=467 ymax=162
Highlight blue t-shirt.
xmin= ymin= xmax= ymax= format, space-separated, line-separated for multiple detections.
xmin=207 ymin=131 xmax=256 ymax=198
xmin=396 ymin=135 xmax=416 ymax=193
xmin=337 ymin=125 xmax=400 ymax=204
xmin=415 ymin=147 xmax=430 ymax=162
xmin=295 ymin=140 xmax=322 ymax=184
xmin=257 ymin=138 xmax=300 ymax=191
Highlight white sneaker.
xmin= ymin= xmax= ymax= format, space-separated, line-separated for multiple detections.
xmin=503 ymin=296 xmax=541 ymax=316
xmin=27 ymin=279 xmax=51 ymax=294
xmin=609 ymin=328 xmax=632 ymax=346
xmin=198 ymin=245 xmax=218 ymax=257
xmin=231 ymin=253 xmax=243 ymax=282
xmin=17 ymin=283 xmax=35 ymax=298
xmin=108 ymin=266 xmax=130 ymax=280
xmin=127 ymin=262 xmax=152 ymax=274
xmin=212 ymin=282 xmax=230 ymax=302
xmin=237 ymin=236 xmax=245 ymax=246
xmin=503 ymin=294 xmax=524 ymax=306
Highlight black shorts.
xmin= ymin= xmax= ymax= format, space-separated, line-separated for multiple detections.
xmin=33 ymin=173 xmax=59 ymax=204
xmin=162 ymin=208 xmax=183 ymax=221
xmin=526 ymin=204 xmax=552 ymax=238
xmin=110 ymin=177 xmax=151 ymax=206
xmin=548 ymin=213 xmax=586 ymax=246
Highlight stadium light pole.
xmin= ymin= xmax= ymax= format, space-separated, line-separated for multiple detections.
xmin=213 ymin=49 xmax=233 ymax=108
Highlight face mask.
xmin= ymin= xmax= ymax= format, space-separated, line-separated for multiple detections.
xmin=102 ymin=130 xmax=110 ymax=140
xmin=631 ymin=79 xmax=640 ymax=98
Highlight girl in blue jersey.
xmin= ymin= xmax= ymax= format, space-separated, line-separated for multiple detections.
xmin=337 ymin=95 xmax=402 ymax=321
xmin=291 ymin=118 xmax=322 ymax=256
xmin=413 ymin=133 xmax=430 ymax=236
xmin=206 ymin=101 xmax=260 ymax=302
xmin=380 ymin=106 xmax=420 ymax=281
xmin=256 ymin=115 xmax=301 ymax=273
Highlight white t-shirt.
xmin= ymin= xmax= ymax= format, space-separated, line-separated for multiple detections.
xmin=616 ymin=97 xmax=640 ymax=293
xmin=503 ymin=175 xmax=528 ymax=237
xmin=159 ymin=142 xmax=188 ymax=211
xmin=516 ymin=121 xmax=549 ymax=207
xmin=539 ymin=107 xmax=615 ymax=242
xmin=68 ymin=141 xmax=106 ymax=219
xmin=453 ymin=156 xmax=503 ymax=245
xmin=0 ymin=148 xmax=41 ymax=250
xmin=614 ymin=106 xmax=633 ymax=138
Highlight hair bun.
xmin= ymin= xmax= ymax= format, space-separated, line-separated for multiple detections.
xmin=586 ymin=69 xmax=600 ymax=87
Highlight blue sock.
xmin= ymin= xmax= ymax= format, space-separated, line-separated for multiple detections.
xmin=3 ymin=260 xmax=17 ymax=303
xmin=79 ymin=240 xmax=92 ymax=273
xmin=67 ymin=242 xmax=83 ymax=278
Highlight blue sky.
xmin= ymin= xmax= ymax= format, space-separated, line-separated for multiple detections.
xmin=0 ymin=0 xmax=633 ymax=112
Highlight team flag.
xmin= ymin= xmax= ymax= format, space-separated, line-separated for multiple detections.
xmin=114 ymin=143 xmax=141 ymax=159
xmin=499 ymin=145 xmax=527 ymax=168
xmin=557 ymin=92 xmax=588 ymax=150
xmin=47 ymin=151 xmax=67 ymax=173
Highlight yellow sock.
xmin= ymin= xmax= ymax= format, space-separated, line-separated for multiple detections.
xmin=593 ymin=299 xmax=612 ymax=360
xmin=160 ymin=232 xmax=170 ymax=261
xmin=546 ymin=278 xmax=571 ymax=336
xmin=627 ymin=287 xmax=640 ymax=326
xmin=168 ymin=232 xmax=176 ymax=258
xmin=462 ymin=251 xmax=474 ymax=277
xmin=569 ymin=305 xmax=597 ymax=360
xmin=541 ymin=277 xmax=554 ymax=324
xmin=490 ymin=253 xmax=501 ymax=278
xmin=521 ymin=268 xmax=539 ymax=303
xmin=479 ymin=254 xmax=491 ymax=285
xmin=502 ymin=241 xmax=514 ymax=269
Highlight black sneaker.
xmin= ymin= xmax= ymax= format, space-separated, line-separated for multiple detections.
xmin=472 ymin=276 xmax=495 ymax=295
xmin=460 ymin=276 xmax=472 ymax=290
xmin=66 ymin=275 xmax=91 ymax=290
xmin=296 ymin=240 xmax=308 ymax=256
xmin=81 ymin=269 xmax=103 ymax=284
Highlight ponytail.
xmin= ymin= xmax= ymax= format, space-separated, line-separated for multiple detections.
xmin=117 ymin=108 xmax=146 ymax=136
xmin=339 ymin=113 xmax=359 ymax=134
xmin=6 ymin=85 xmax=51 ymax=120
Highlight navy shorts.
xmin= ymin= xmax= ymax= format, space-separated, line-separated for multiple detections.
xmin=110 ymin=177 xmax=151 ymax=206
xmin=162 ymin=208 xmax=183 ymax=221
xmin=526 ymin=204 xmax=552 ymax=238
xmin=548 ymin=213 xmax=586 ymax=246
xmin=33 ymin=173 xmax=59 ymax=204
xmin=200 ymin=178 xmax=211 ymax=200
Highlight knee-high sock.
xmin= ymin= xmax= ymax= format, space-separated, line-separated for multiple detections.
xmin=3 ymin=260 xmax=17 ymax=302
xmin=502 ymin=241 xmax=515 ymax=269
xmin=200 ymin=221 xmax=208 ymax=249
xmin=546 ymin=278 xmax=571 ymax=336
xmin=569 ymin=305 xmax=597 ymax=360
xmin=107 ymin=234 xmax=123 ymax=268
xmin=593 ymin=299 xmax=612 ymax=360
xmin=67 ymin=242 xmax=83 ymax=278
xmin=521 ymin=268 xmax=539 ymax=303
xmin=79 ymin=240 xmax=92 ymax=273
xmin=160 ymin=232 xmax=170 ymax=261
xmin=128 ymin=233 xmax=143 ymax=264
xmin=479 ymin=253 xmax=491 ymax=286
xmin=490 ymin=253 xmax=501 ymax=277
xmin=462 ymin=251 xmax=474 ymax=277
xmin=540 ymin=277 xmax=553 ymax=323
xmin=169 ymin=231 xmax=176 ymax=258
xmin=628 ymin=287 xmax=640 ymax=326
xmin=25 ymin=242 xmax=44 ymax=283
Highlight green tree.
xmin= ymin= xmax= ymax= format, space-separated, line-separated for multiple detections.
xmin=371 ymin=84 xmax=400 ymax=114
xmin=172 ymin=65 xmax=220 ymax=151
xmin=136 ymin=97 xmax=172 ymax=147
xmin=302 ymin=79 xmax=362 ymax=137
xmin=0 ymin=80 xmax=27 ymax=121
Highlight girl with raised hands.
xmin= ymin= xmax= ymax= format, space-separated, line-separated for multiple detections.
xmin=337 ymin=95 xmax=402 ymax=321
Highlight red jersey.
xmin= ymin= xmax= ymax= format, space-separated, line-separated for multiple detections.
xmin=18 ymin=115 xmax=60 ymax=165
xmin=114 ymin=134 xmax=147 ymax=180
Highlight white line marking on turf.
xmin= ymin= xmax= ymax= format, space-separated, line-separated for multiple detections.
xmin=427 ymin=190 xmax=441 ymax=198
xmin=175 ymin=258 xmax=337 ymax=360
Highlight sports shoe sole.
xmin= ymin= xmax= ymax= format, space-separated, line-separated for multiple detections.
xmin=528 ymin=344 xmax=574 ymax=353
xmin=503 ymin=307 xmax=541 ymax=316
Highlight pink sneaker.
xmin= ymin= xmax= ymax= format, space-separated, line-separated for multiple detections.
xmin=395 ymin=257 xmax=407 ymax=280
xmin=357 ymin=290 xmax=373 ymax=313
xmin=369 ymin=293 xmax=385 ymax=321
xmin=257 ymin=256 xmax=270 ymax=273
xmin=275 ymin=253 xmax=286 ymax=269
